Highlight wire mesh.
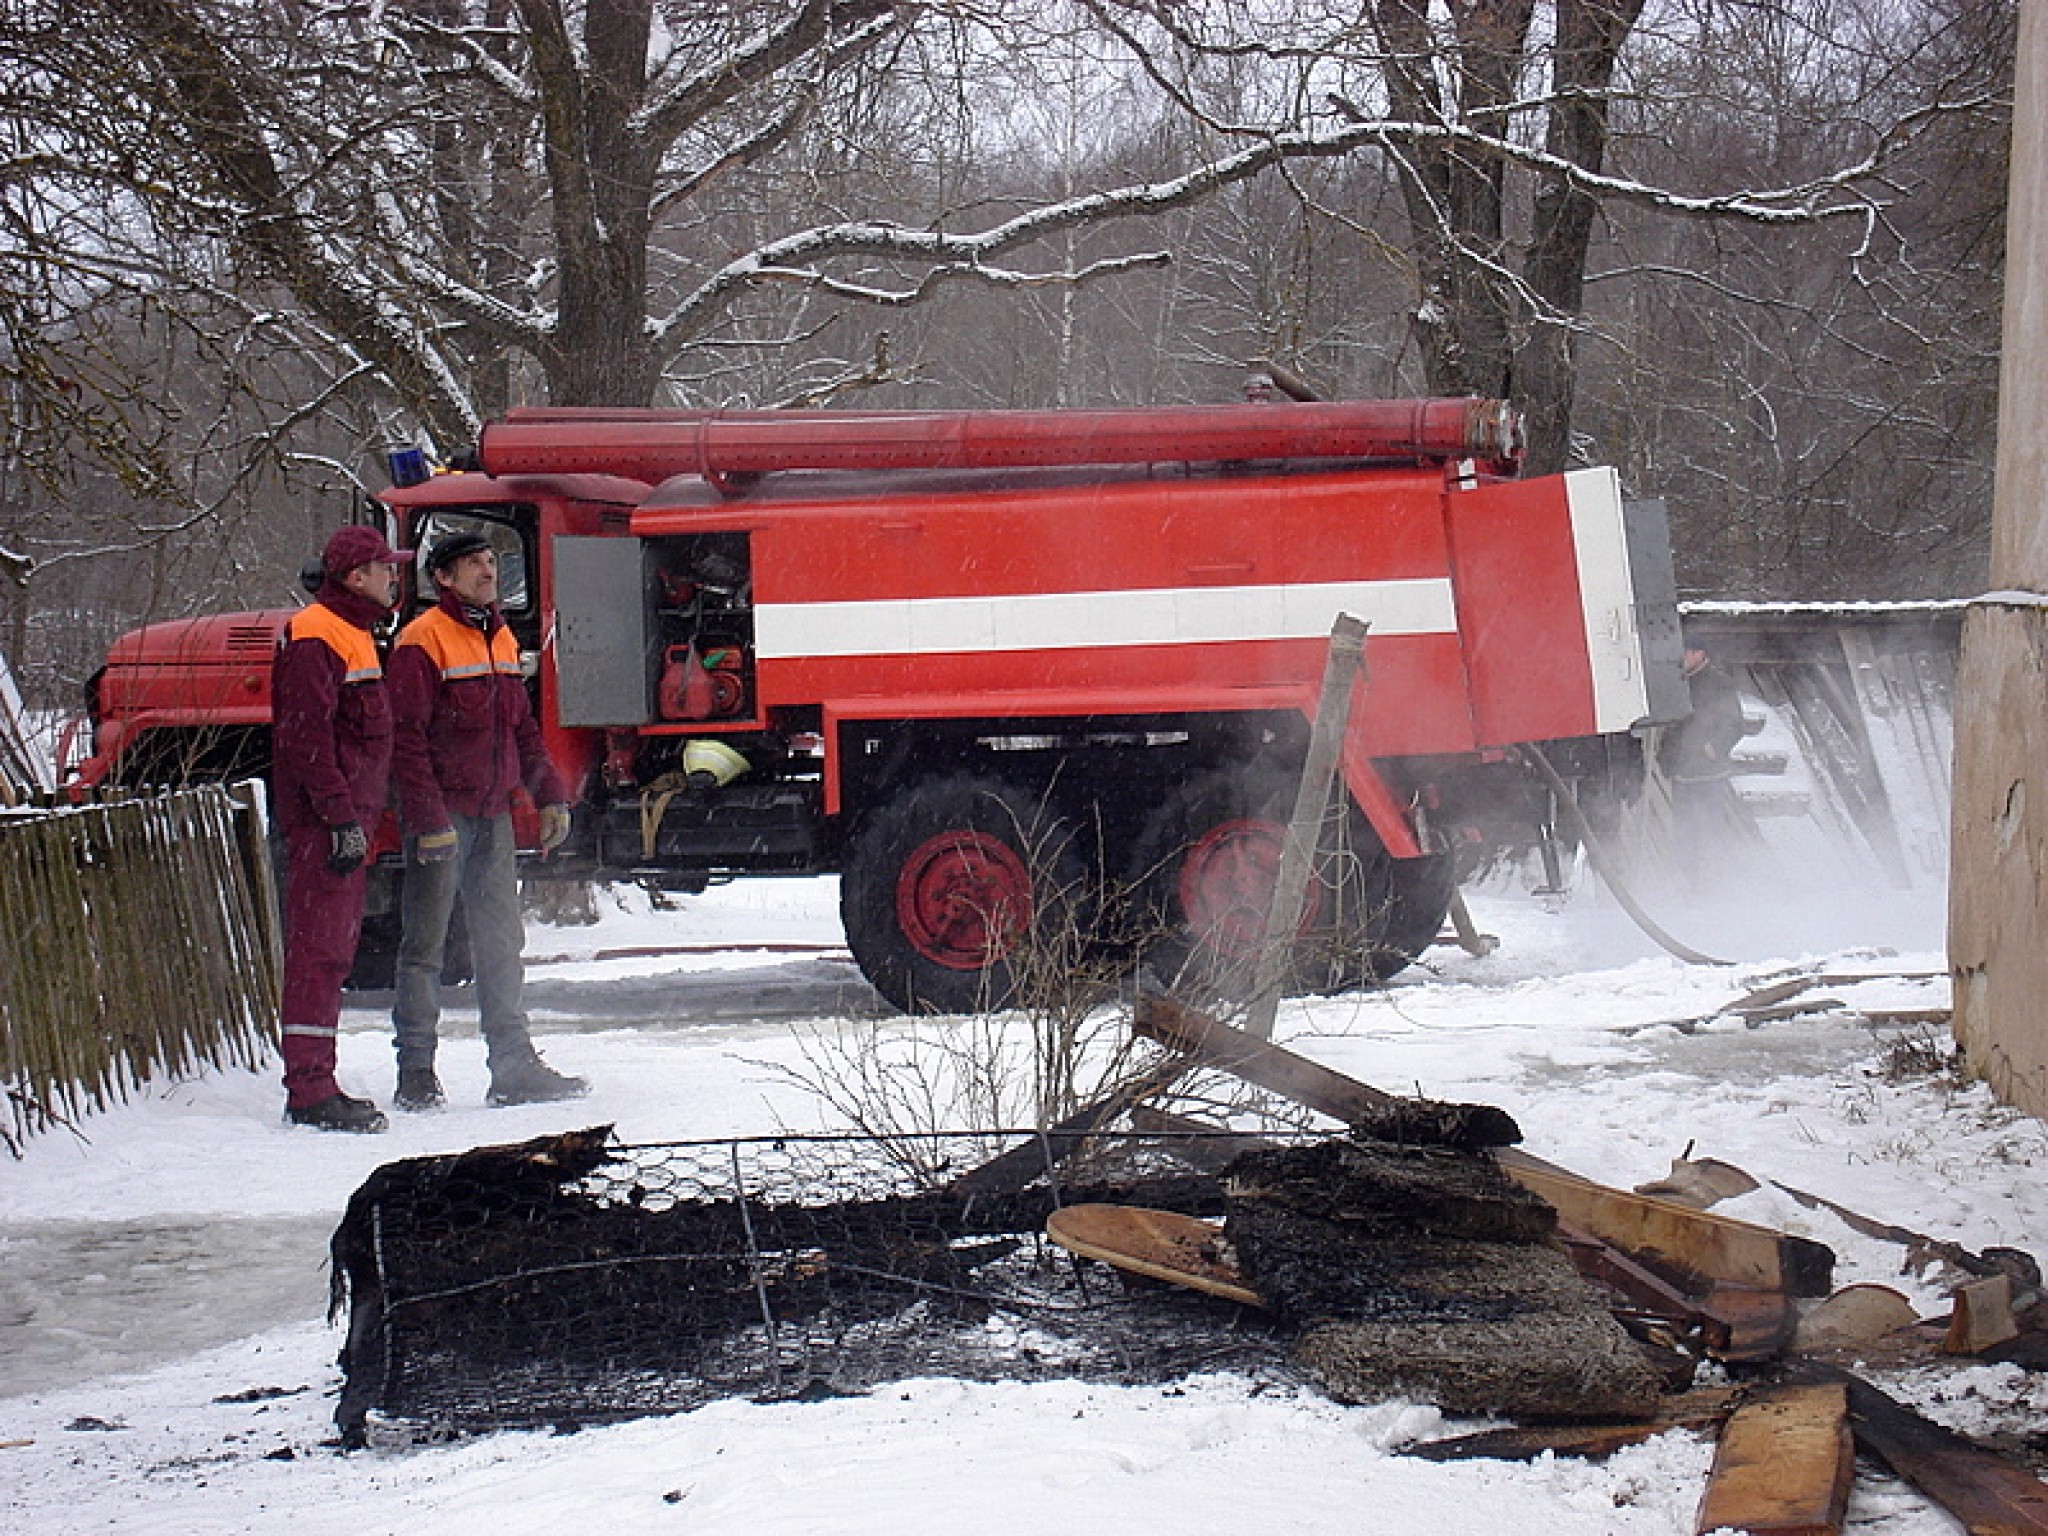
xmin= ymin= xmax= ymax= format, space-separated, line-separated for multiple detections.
xmin=333 ymin=1127 xmax=1295 ymax=1443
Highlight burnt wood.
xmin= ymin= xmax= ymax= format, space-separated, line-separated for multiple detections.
xmin=1401 ymin=1388 xmax=1737 ymax=1462
xmin=1134 ymin=988 xmax=1832 ymax=1303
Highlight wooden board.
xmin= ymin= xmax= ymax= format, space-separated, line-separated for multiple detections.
xmin=1498 ymin=1146 xmax=1829 ymax=1298
xmin=1945 ymin=1273 xmax=2022 ymax=1356
xmin=1794 ymin=1284 xmax=1919 ymax=1352
xmin=1403 ymin=1388 xmax=1737 ymax=1464
xmin=1046 ymin=1204 xmax=1263 ymax=1308
xmin=1694 ymin=1382 xmax=1854 ymax=1536
xmin=1701 ymin=1282 xmax=1799 ymax=1363
xmin=1134 ymin=990 xmax=1398 ymax=1121
xmin=1815 ymin=1363 xmax=2048 ymax=1535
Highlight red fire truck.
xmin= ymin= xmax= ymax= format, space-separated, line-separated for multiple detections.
xmin=74 ymin=396 xmax=1687 ymax=1011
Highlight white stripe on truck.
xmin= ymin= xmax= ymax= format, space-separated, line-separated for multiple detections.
xmin=1564 ymin=466 xmax=1654 ymax=734
xmin=754 ymin=577 xmax=1458 ymax=660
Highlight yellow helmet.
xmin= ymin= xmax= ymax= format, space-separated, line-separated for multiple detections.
xmin=681 ymin=738 xmax=749 ymax=788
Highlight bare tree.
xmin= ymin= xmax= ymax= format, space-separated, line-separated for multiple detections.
xmin=29 ymin=2 xmax=1383 ymax=447
xmin=1583 ymin=0 xmax=2011 ymax=596
xmin=0 ymin=0 xmax=2012 ymax=648
xmin=1080 ymin=0 xmax=2006 ymax=481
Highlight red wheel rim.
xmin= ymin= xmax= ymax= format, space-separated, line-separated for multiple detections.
xmin=896 ymin=830 xmax=1034 ymax=970
xmin=1177 ymin=817 xmax=1321 ymax=959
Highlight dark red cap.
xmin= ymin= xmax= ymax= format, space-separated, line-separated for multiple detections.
xmin=322 ymin=525 xmax=415 ymax=577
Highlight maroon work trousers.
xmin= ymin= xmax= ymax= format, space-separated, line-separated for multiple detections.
xmin=279 ymin=821 xmax=370 ymax=1108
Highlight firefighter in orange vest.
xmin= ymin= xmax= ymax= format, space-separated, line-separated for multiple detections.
xmin=387 ymin=529 xmax=586 ymax=1110
xmin=271 ymin=525 xmax=413 ymax=1132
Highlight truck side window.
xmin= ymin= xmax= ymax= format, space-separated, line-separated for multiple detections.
xmin=414 ymin=513 xmax=530 ymax=614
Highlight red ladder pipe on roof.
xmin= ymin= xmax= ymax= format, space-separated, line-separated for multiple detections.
xmin=474 ymin=398 xmax=1523 ymax=486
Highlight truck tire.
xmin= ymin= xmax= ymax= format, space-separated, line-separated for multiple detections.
xmin=1128 ymin=770 xmax=1452 ymax=1001
xmin=841 ymin=775 xmax=1083 ymax=1015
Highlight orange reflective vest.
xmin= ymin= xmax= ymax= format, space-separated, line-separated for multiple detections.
xmin=286 ymin=600 xmax=382 ymax=682
xmin=272 ymin=591 xmax=394 ymax=834
xmin=392 ymin=604 xmax=522 ymax=682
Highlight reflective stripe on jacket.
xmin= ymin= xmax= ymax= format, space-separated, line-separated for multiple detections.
xmin=287 ymin=601 xmax=382 ymax=684
xmin=397 ymin=603 xmax=523 ymax=684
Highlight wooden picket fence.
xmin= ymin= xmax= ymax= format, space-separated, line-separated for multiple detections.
xmin=0 ymin=782 xmax=280 ymax=1152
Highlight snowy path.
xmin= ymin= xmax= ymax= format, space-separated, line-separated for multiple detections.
xmin=8 ymin=869 xmax=2045 ymax=1535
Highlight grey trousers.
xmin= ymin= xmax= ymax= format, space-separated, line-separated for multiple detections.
xmin=392 ymin=812 xmax=536 ymax=1073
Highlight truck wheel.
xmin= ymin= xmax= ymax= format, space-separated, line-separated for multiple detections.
xmin=841 ymin=776 xmax=1083 ymax=1014
xmin=1127 ymin=771 xmax=1322 ymax=1001
xmin=1128 ymin=772 xmax=1452 ymax=1000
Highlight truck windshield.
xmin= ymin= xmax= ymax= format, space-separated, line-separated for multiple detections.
xmin=412 ymin=512 xmax=531 ymax=614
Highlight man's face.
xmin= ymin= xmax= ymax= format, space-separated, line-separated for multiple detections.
xmin=343 ymin=559 xmax=402 ymax=610
xmin=437 ymin=548 xmax=499 ymax=608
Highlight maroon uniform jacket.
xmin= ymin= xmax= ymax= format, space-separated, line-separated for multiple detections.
xmin=388 ymin=591 xmax=566 ymax=831
xmin=271 ymin=584 xmax=396 ymax=835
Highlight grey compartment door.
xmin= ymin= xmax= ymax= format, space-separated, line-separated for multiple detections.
xmin=552 ymin=536 xmax=653 ymax=727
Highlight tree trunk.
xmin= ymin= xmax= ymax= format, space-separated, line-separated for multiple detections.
xmin=422 ymin=0 xmax=524 ymax=420
xmin=1370 ymin=0 xmax=1534 ymax=398
xmin=518 ymin=0 xmax=661 ymax=407
xmin=1517 ymin=0 xmax=1646 ymax=475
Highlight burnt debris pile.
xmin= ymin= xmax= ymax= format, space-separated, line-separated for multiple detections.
xmin=328 ymin=1125 xmax=1288 ymax=1444
xmin=326 ymin=1113 xmax=1686 ymax=1445
xmin=1225 ymin=1138 xmax=1665 ymax=1420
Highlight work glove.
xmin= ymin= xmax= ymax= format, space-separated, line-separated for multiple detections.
xmin=538 ymin=803 xmax=572 ymax=853
xmin=327 ymin=821 xmax=368 ymax=875
xmin=414 ymin=826 xmax=459 ymax=864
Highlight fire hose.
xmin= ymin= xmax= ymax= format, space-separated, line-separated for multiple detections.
xmin=1519 ymin=743 xmax=1732 ymax=969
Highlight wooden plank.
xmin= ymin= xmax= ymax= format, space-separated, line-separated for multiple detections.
xmin=1400 ymin=1388 xmax=1737 ymax=1463
xmin=1810 ymin=1364 xmax=2048 ymax=1536
xmin=1045 ymin=1204 xmax=1263 ymax=1307
xmin=1693 ymin=1382 xmax=1854 ymax=1536
xmin=1244 ymin=613 xmax=1367 ymax=1040
xmin=1770 ymin=1178 xmax=2022 ymax=1284
xmin=1944 ymin=1273 xmax=2022 ymax=1356
xmin=1793 ymin=1284 xmax=1919 ymax=1352
xmin=1729 ymin=976 xmax=1828 ymax=1016
xmin=1499 ymin=1148 xmax=1817 ymax=1298
xmin=1702 ymin=1282 xmax=1800 ymax=1363
xmin=1126 ymin=1106 xmax=1275 ymax=1172
xmin=1554 ymin=1222 xmax=1729 ymax=1345
xmin=942 ymin=1057 xmax=1188 ymax=1199
xmin=1134 ymin=988 xmax=1397 ymax=1119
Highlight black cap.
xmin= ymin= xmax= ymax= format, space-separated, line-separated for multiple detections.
xmin=426 ymin=530 xmax=492 ymax=575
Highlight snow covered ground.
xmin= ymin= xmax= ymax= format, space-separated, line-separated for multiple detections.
xmin=6 ymin=860 xmax=2047 ymax=1534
